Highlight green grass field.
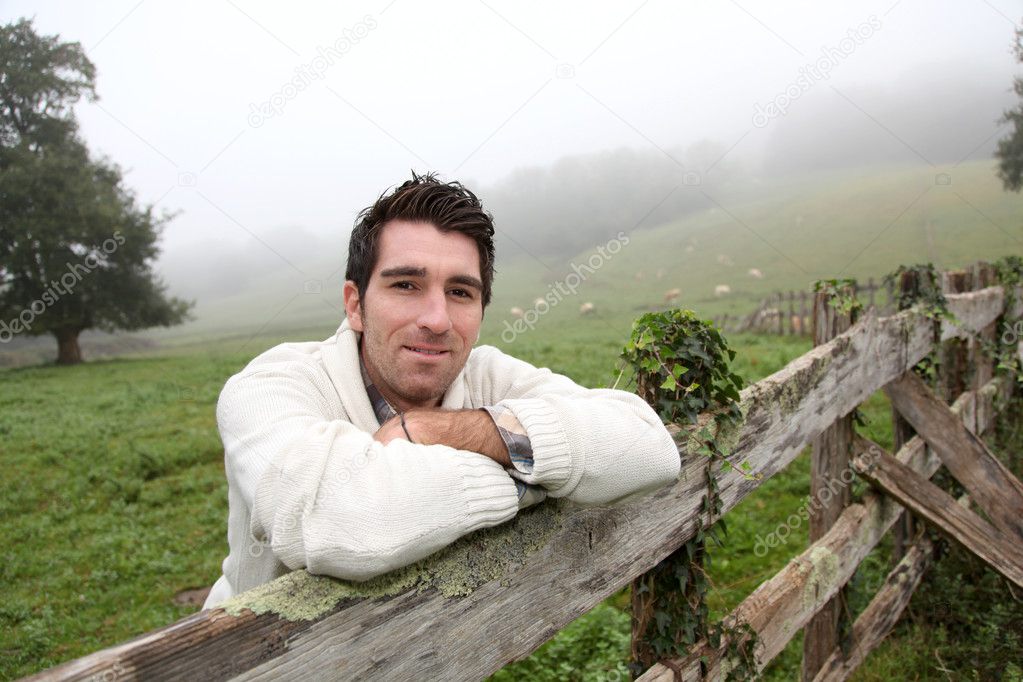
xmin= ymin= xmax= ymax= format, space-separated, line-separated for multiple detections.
xmin=3 ymin=328 xmax=1020 ymax=680
xmin=3 ymin=159 xmax=1022 ymax=679
xmin=0 ymin=329 xmax=807 ymax=680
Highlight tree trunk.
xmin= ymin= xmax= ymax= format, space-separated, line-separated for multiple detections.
xmin=54 ymin=327 xmax=83 ymax=365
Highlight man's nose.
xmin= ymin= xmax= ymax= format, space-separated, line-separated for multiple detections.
xmin=416 ymin=288 xmax=453 ymax=334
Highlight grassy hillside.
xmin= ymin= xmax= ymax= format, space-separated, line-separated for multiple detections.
xmin=480 ymin=159 xmax=1022 ymax=337
xmin=160 ymin=159 xmax=1023 ymax=358
xmin=3 ymin=159 xmax=1018 ymax=368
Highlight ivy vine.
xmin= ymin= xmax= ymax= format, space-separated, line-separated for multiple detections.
xmin=812 ymin=278 xmax=863 ymax=318
xmin=619 ymin=310 xmax=758 ymax=679
xmin=991 ymin=256 xmax=1023 ymax=388
xmin=883 ymin=263 xmax=955 ymax=382
xmin=620 ymin=309 xmax=744 ymax=426
xmin=883 ymin=263 xmax=952 ymax=322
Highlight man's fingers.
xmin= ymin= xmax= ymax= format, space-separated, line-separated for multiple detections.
xmin=373 ymin=416 xmax=409 ymax=444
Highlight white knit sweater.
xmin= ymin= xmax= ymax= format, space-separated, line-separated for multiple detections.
xmin=203 ymin=319 xmax=680 ymax=609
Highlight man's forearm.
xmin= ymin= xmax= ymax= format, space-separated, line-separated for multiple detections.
xmin=403 ymin=408 xmax=511 ymax=467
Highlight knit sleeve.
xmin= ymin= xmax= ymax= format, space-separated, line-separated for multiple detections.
xmin=218 ymin=359 xmax=519 ymax=582
xmin=468 ymin=346 xmax=681 ymax=505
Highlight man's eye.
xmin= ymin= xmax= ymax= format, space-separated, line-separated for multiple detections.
xmin=449 ymin=288 xmax=473 ymax=299
xmin=392 ymin=281 xmax=415 ymax=290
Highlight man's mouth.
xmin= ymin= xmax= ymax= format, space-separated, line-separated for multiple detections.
xmin=404 ymin=346 xmax=448 ymax=356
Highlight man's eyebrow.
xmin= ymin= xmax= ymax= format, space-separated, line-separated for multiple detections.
xmin=378 ymin=267 xmax=482 ymax=291
xmin=449 ymin=274 xmax=483 ymax=291
xmin=379 ymin=266 xmax=426 ymax=278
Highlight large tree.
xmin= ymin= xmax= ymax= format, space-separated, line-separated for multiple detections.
xmin=997 ymin=24 xmax=1023 ymax=191
xmin=0 ymin=18 xmax=191 ymax=364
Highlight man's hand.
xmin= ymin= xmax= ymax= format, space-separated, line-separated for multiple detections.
xmin=373 ymin=414 xmax=410 ymax=445
xmin=373 ymin=409 xmax=512 ymax=468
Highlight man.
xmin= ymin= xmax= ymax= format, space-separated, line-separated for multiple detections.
xmin=202 ymin=173 xmax=680 ymax=609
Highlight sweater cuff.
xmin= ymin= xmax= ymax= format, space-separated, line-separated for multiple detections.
xmin=498 ymin=397 xmax=574 ymax=494
xmin=252 ymin=447 xmax=520 ymax=575
xmin=451 ymin=453 xmax=520 ymax=531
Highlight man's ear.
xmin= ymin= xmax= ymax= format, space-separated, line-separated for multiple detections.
xmin=342 ymin=280 xmax=364 ymax=331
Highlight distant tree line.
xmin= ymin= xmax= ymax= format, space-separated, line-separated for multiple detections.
xmin=481 ymin=141 xmax=743 ymax=264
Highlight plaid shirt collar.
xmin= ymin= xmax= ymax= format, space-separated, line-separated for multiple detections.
xmin=359 ymin=346 xmax=397 ymax=426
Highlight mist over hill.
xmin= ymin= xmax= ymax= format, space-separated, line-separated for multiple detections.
xmin=141 ymin=52 xmax=1018 ymax=320
xmin=763 ymin=60 xmax=1014 ymax=174
xmin=479 ymin=141 xmax=743 ymax=265
xmin=479 ymin=60 xmax=1016 ymax=264
xmin=5 ymin=57 xmax=1019 ymax=362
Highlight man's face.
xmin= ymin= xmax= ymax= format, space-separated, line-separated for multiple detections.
xmin=343 ymin=219 xmax=484 ymax=412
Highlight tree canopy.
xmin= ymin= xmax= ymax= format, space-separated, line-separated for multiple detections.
xmin=0 ymin=18 xmax=191 ymax=364
xmin=997 ymin=25 xmax=1023 ymax=192
xmin=0 ymin=17 xmax=96 ymax=153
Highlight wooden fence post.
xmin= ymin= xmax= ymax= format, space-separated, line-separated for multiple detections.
xmin=939 ymin=270 xmax=971 ymax=403
xmin=630 ymin=348 xmax=709 ymax=675
xmin=797 ymin=290 xmax=806 ymax=335
xmin=802 ymin=285 xmax=857 ymax=680
xmin=891 ymin=269 xmax=919 ymax=564
xmin=971 ymin=262 xmax=998 ymax=433
xmin=788 ymin=291 xmax=797 ymax=336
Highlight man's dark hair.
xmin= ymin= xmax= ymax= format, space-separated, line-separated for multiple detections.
xmin=346 ymin=172 xmax=496 ymax=308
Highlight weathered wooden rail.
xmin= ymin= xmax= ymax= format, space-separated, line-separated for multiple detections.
xmin=27 ymin=272 xmax=1022 ymax=681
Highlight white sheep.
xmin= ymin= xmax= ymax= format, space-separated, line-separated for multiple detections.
xmin=747 ymin=268 xmax=763 ymax=279
xmin=714 ymin=284 xmax=731 ymax=297
xmin=579 ymin=302 xmax=595 ymax=315
xmin=510 ymin=307 xmax=524 ymax=319
xmin=664 ymin=287 xmax=681 ymax=304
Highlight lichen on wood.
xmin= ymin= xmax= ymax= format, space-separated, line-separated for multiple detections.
xmin=801 ymin=546 xmax=840 ymax=613
xmin=222 ymin=499 xmax=565 ymax=621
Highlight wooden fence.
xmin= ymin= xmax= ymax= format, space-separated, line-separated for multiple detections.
xmin=27 ymin=264 xmax=1023 ymax=681
xmin=719 ymin=279 xmax=887 ymax=336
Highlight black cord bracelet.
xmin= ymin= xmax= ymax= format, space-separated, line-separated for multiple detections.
xmin=399 ymin=411 xmax=415 ymax=443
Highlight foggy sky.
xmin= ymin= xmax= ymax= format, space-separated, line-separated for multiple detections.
xmin=3 ymin=0 xmax=1021 ymax=297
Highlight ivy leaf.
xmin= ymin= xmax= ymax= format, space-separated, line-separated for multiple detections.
xmin=654 ymin=609 xmax=671 ymax=632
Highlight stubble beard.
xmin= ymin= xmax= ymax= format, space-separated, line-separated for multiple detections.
xmin=359 ymin=308 xmax=458 ymax=410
